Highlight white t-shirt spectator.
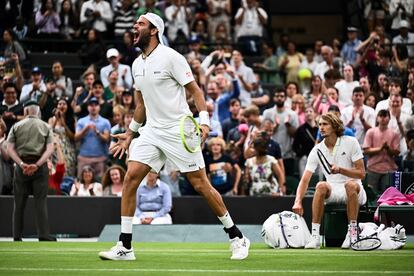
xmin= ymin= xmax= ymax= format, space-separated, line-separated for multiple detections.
xmin=165 ymin=4 xmax=191 ymax=41
xmin=234 ymin=6 xmax=268 ymax=39
xmin=80 ymin=0 xmax=113 ymax=33
xmin=375 ymin=98 xmax=413 ymax=115
xmin=341 ymin=105 xmax=376 ymax=146
xmin=335 ymin=80 xmax=359 ymax=107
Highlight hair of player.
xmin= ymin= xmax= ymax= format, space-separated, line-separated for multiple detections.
xmin=320 ymin=112 xmax=345 ymax=137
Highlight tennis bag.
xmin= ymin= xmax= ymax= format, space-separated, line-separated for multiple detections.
xmin=261 ymin=211 xmax=311 ymax=248
xmin=345 ymin=222 xmax=406 ymax=250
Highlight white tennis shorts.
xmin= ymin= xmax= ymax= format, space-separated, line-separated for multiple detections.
xmin=325 ymin=182 xmax=367 ymax=205
xmin=128 ymin=125 xmax=205 ymax=173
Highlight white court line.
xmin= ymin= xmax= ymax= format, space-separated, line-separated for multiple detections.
xmin=0 ymin=268 xmax=413 ymax=274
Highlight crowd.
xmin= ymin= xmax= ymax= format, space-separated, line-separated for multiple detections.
xmin=0 ymin=0 xmax=414 ymax=209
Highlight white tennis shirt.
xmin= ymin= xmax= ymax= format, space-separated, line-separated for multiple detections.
xmin=305 ymin=136 xmax=364 ymax=185
xmin=132 ymin=44 xmax=194 ymax=128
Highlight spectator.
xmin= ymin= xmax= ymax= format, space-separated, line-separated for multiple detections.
xmin=48 ymin=97 xmax=76 ymax=176
xmin=374 ymin=73 xmax=389 ymax=100
xmin=12 ymin=16 xmax=28 ymax=40
xmin=80 ymin=0 xmax=113 ymax=36
xmin=79 ymin=80 xmax=113 ymax=120
xmin=2 ymin=29 xmax=26 ymax=64
xmin=363 ymin=109 xmax=400 ymax=194
xmin=7 ymin=102 xmax=55 ymax=241
xmin=313 ymin=87 xmax=343 ymax=115
xmin=19 ymin=67 xmax=47 ymax=104
xmin=111 ymin=104 xmax=126 ymax=134
xmin=191 ymin=18 xmax=209 ymax=43
xmin=133 ymin=171 xmax=173 ymax=225
xmin=406 ymin=86 xmax=414 ymax=113
xmin=300 ymin=48 xmax=318 ymax=73
xmin=292 ymin=106 xmax=318 ymax=176
xmin=51 ymin=61 xmax=73 ymax=98
xmin=245 ymin=136 xmax=284 ymax=196
xmin=355 ymin=32 xmax=382 ymax=78
xmin=212 ymin=22 xmax=230 ymax=45
xmin=376 ymin=78 xmax=412 ymax=115
xmin=230 ymin=50 xmax=256 ymax=107
xmin=291 ymin=94 xmax=306 ymax=125
xmin=0 ymin=82 xmax=23 ymax=135
xmin=165 ymin=0 xmax=192 ymax=42
xmin=109 ymin=108 xmax=134 ymax=168
xmin=206 ymin=71 xmax=240 ymax=124
xmin=335 ymin=65 xmax=359 ymax=107
xmin=205 ymin=101 xmax=223 ymax=138
xmin=136 ymin=0 xmax=164 ymax=19
xmin=205 ymin=137 xmax=241 ymax=195
xmin=234 ymin=0 xmax=268 ymax=56
xmin=120 ymin=89 xmax=135 ymax=112
xmin=207 ymin=0 xmax=231 ymax=40
xmin=185 ymin=35 xmax=206 ymax=63
xmin=403 ymin=129 xmax=414 ymax=171
xmin=304 ymin=75 xmax=323 ymax=107
xmin=222 ymin=98 xmax=241 ymax=141
xmin=250 ymin=74 xmax=271 ymax=113
xmin=102 ymin=165 xmax=125 ymax=196
xmin=79 ymin=28 xmax=105 ymax=66
xmin=159 ymin=159 xmax=181 ymax=197
xmin=253 ymin=41 xmax=281 ymax=85
xmin=100 ymin=48 xmax=133 ymax=90
xmin=74 ymin=97 xmax=111 ymax=178
xmin=341 ymin=26 xmax=361 ymax=66
xmin=190 ymin=58 xmax=207 ymax=91
xmin=359 ymin=76 xmax=373 ymax=96
xmin=47 ymin=136 xmax=65 ymax=195
xmin=313 ymin=39 xmax=324 ymax=63
xmin=71 ymin=70 xmax=96 ymax=113
xmin=114 ymin=0 xmax=135 ymax=39
xmin=388 ymin=94 xmax=410 ymax=158
xmin=278 ymin=41 xmax=304 ymax=83
xmin=392 ymin=43 xmax=410 ymax=75
xmin=35 ymin=0 xmax=61 ymax=38
xmin=364 ymin=0 xmax=388 ymax=32
xmin=0 ymin=118 xmax=13 ymax=195
xmin=242 ymin=104 xmax=262 ymax=150
xmin=103 ymin=70 xmax=120 ymax=100
xmin=118 ymin=31 xmax=140 ymax=67
xmin=365 ymin=93 xmax=378 ymax=109
xmin=70 ymin=165 xmax=103 ymax=196
xmin=314 ymin=45 xmax=334 ymax=80
xmin=341 ymin=86 xmax=376 ymax=146
xmin=262 ymin=88 xmax=299 ymax=176
xmin=389 ymin=1 xmax=413 ymax=37
xmin=59 ymin=0 xmax=79 ymax=40
xmin=284 ymin=81 xmax=299 ymax=109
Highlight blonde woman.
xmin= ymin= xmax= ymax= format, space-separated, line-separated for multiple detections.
xmin=291 ymin=94 xmax=306 ymax=125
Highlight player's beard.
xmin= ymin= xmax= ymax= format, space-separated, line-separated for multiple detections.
xmin=135 ymin=29 xmax=151 ymax=51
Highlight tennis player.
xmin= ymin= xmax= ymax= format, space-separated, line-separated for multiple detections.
xmin=99 ymin=13 xmax=249 ymax=261
xmin=292 ymin=113 xmax=367 ymax=249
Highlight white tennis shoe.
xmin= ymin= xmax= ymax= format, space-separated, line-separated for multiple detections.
xmin=99 ymin=241 xmax=136 ymax=261
xmin=305 ymin=235 xmax=321 ymax=249
xmin=229 ymin=236 xmax=250 ymax=260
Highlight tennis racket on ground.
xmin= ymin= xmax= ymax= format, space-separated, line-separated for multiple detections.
xmin=180 ymin=115 xmax=202 ymax=153
xmin=351 ymin=235 xmax=382 ymax=251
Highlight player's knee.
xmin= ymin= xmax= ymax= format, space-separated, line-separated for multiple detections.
xmin=315 ymin=181 xmax=330 ymax=194
xmin=345 ymin=181 xmax=359 ymax=194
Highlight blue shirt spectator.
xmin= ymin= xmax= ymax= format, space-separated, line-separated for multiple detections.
xmin=341 ymin=27 xmax=361 ymax=65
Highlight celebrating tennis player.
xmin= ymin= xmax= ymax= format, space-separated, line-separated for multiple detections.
xmin=292 ymin=112 xmax=366 ymax=249
xmin=99 ymin=13 xmax=249 ymax=261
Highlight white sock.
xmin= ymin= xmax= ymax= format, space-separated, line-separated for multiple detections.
xmin=311 ymin=223 xmax=320 ymax=237
xmin=218 ymin=212 xmax=234 ymax=229
xmin=121 ymin=216 xmax=133 ymax=234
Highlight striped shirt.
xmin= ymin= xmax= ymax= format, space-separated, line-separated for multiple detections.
xmin=114 ymin=8 xmax=135 ymax=36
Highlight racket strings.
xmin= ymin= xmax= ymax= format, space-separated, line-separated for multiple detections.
xmin=183 ymin=118 xmax=200 ymax=151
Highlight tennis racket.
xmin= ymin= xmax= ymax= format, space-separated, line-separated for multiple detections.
xmin=180 ymin=115 xmax=202 ymax=153
xmin=351 ymin=236 xmax=382 ymax=251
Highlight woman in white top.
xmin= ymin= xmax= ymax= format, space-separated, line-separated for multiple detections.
xmin=245 ymin=136 xmax=284 ymax=196
xmin=70 ymin=165 xmax=103 ymax=196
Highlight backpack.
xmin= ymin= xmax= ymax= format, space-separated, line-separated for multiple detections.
xmin=261 ymin=211 xmax=311 ymax=248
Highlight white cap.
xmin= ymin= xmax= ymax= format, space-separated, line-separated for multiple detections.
xmin=141 ymin=12 xmax=164 ymax=45
xmin=399 ymin=20 xmax=410 ymax=29
xmin=106 ymin=48 xmax=119 ymax=58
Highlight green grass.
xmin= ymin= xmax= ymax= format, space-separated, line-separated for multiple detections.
xmin=0 ymin=242 xmax=413 ymax=275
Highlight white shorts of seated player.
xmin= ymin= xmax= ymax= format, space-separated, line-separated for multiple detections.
xmin=323 ymin=182 xmax=367 ymax=205
xmin=132 ymin=212 xmax=173 ymax=225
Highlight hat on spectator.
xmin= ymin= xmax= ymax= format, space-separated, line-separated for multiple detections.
xmin=23 ymin=100 xmax=39 ymax=108
xmin=106 ymin=48 xmax=119 ymax=59
xmin=141 ymin=12 xmax=164 ymax=45
xmin=399 ymin=20 xmax=410 ymax=29
xmin=189 ymin=35 xmax=200 ymax=44
xmin=347 ymin=26 xmax=358 ymax=32
xmin=31 ymin=66 xmax=42 ymax=74
xmin=88 ymin=97 xmax=99 ymax=105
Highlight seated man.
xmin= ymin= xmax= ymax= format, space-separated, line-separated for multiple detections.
xmin=133 ymin=171 xmax=172 ymax=225
xmin=292 ymin=113 xmax=367 ymax=249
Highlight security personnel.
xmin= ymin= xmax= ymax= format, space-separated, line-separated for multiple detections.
xmin=7 ymin=101 xmax=55 ymax=241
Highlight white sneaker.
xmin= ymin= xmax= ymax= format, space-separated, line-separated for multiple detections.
xmin=99 ymin=241 xmax=136 ymax=261
xmin=305 ymin=235 xmax=321 ymax=249
xmin=229 ymin=236 xmax=250 ymax=260
xmin=341 ymin=235 xmax=350 ymax=249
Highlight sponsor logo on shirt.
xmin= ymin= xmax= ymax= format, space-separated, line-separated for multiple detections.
xmin=186 ymin=71 xmax=192 ymax=78
xmin=153 ymin=71 xmax=161 ymax=74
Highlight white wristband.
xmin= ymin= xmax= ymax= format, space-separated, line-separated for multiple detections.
xmin=129 ymin=119 xmax=142 ymax=132
xmin=199 ymin=111 xmax=210 ymax=127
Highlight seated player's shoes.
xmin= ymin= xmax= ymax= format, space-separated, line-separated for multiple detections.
xmin=99 ymin=241 xmax=136 ymax=261
xmin=341 ymin=234 xmax=351 ymax=249
xmin=229 ymin=236 xmax=250 ymax=260
xmin=305 ymin=235 xmax=321 ymax=249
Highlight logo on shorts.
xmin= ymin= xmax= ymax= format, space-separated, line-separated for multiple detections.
xmin=188 ymin=163 xmax=196 ymax=167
